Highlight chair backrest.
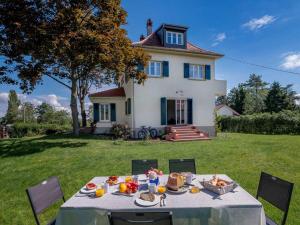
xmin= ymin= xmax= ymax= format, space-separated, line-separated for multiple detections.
xmin=169 ymin=159 xmax=196 ymax=174
xmin=109 ymin=212 xmax=172 ymax=225
xmin=256 ymin=172 xmax=294 ymax=225
xmin=132 ymin=159 xmax=158 ymax=175
xmin=26 ymin=176 xmax=65 ymax=225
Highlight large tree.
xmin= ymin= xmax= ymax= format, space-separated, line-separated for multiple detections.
xmin=265 ymin=82 xmax=299 ymax=113
xmin=0 ymin=0 xmax=149 ymax=135
xmin=5 ymin=90 xmax=20 ymax=124
xmin=243 ymin=74 xmax=268 ymax=114
xmin=227 ymin=84 xmax=246 ymax=114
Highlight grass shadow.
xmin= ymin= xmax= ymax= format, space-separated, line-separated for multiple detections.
xmin=0 ymin=136 xmax=88 ymax=158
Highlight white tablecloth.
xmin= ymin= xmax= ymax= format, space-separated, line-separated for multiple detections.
xmin=56 ymin=174 xmax=266 ymax=225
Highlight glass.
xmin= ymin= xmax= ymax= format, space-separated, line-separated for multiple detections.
xmin=167 ymin=32 xmax=172 ymax=43
xmin=172 ymin=33 xmax=176 ymax=44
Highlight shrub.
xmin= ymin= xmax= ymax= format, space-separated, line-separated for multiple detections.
xmin=219 ymin=110 xmax=300 ymax=134
xmin=10 ymin=123 xmax=71 ymax=138
xmin=110 ymin=124 xmax=131 ymax=140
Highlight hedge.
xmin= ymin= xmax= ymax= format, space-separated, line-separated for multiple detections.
xmin=219 ymin=110 xmax=300 ymax=134
xmin=9 ymin=123 xmax=72 ymax=138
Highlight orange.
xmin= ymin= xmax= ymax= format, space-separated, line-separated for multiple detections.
xmin=96 ymin=188 xmax=105 ymax=197
xmin=119 ymin=183 xmax=127 ymax=193
xmin=125 ymin=176 xmax=133 ymax=183
xmin=158 ymin=185 xmax=166 ymax=194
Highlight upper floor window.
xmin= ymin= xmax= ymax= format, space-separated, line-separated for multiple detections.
xmin=189 ymin=64 xmax=204 ymax=79
xmin=100 ymin=104 xmax=110 ymax=121
xmin=146 ymin=61 xmax=162 ymax=77
xmin=166 ymin=31 xmax=184 ymax=45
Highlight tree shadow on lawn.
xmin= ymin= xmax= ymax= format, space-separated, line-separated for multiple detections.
xmin=0 ymin=135 xmax=88 ymax=158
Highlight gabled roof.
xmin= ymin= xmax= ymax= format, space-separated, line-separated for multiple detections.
xmin=89 ymin=87 xmax=125 ymax=98
xmin=133 ymin=30 xmax=223 ymax=58
xmin=215 ymin=104 xmax=240 ymax=116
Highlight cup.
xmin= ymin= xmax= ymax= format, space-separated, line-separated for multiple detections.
xmin=148 ymin=183 xmax=157 ymax=193
xmin=186 ymin=172 xmax=193 ymax=185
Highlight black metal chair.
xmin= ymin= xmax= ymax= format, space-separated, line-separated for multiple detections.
xmin=169 ymin=159 xmax=196 ymax=174
xmin=109 ymin=212 xmax=173 ymax=225
xmin=26 ymin=176 xmax=65 ymax=225
xmin=256 ymin=172 xmax=294 ymax=225
xmin=131 ymin=159 xmax=158 ymax=175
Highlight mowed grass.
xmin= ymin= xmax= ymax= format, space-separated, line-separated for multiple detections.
xmin=0 ymin=133 xmax=299 ymax=225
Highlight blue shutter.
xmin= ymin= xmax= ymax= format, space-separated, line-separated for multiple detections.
xmin=184 ymin=63 xmax=190 ymax=78
xmin=187 ymin=99 xmax=193 ymax=124
xmin=162 ymin=61 xmax=169 ymax=77
xmin=161 ymin=97 xmax=167 ymax=125
xmin=93 ymin=103 xmax=99 ymax=123
xmin=110 ymin=103 xmax=116 ymax=121
xmin=205 ymin=65 xmax=211 ymax=80
xmin=127 ymin=98 xmax=131 ymax=114
xmin=137 ymin=64 xmax=144 ymax=72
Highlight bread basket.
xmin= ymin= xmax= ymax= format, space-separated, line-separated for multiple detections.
xmin=200 ymin=179 xmax=238 ymax=195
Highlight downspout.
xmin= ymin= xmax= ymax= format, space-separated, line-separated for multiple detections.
xmin=132 ymin=80 xmax=135 ymax=138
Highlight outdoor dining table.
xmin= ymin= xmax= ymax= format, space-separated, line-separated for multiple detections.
xmin=55 ymin=174 xmax=266 ymax=225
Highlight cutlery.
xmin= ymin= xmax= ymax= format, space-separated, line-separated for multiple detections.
xmin=162 ymin=193 xmax=167 ymax=206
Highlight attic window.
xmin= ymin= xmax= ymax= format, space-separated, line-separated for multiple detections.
xmin=166 ymin=31 xmax=183 ymax=45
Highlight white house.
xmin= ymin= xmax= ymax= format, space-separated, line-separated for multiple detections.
xmin=89 ymin=20 xmax=227 ymax=140
xmin=216 ymin=104 xmax=240 ymax=117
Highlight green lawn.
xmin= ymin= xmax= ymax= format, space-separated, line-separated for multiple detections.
xmin=0 ymin=133 xmax=299 ymax=225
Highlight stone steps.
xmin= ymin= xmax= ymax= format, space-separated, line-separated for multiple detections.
xmin=166 ymin=125 xmax=210 ymax=142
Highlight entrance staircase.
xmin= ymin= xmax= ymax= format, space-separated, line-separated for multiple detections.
xmin=165 ymin=125 xmax=211 ymax=142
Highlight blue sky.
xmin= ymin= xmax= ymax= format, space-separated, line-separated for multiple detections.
xmin=1 ymin=0 xmax=300 ymax=116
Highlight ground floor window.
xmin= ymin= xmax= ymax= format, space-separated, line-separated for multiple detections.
xmin=100 ymin=104 xmax=110 ymax=121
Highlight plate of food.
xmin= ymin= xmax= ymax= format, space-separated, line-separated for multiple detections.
xmin=166 ymin=173 xmax=188 ymax=194
xmin=106 ymin=176 xmax=119 ymax=186
xmin=135 ymin=192 xmax=160 ymax=207
xmin=80 ymin=182 xmax=97 ymax=194
xmin=167 ymin=186 xmax=188 ymax=194
xmin=200 ymin=175 xmax=238 ymax=195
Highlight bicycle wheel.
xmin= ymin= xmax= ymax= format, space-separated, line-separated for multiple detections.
xmin=149 ymin=128 xmax=158 ymax=139
xmin=138 ymin=130 xmax=147 ymax=139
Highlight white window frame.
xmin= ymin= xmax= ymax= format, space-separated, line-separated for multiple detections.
xmin=99 ymin=104 xmax=110 ymax=121
xmin=166 ymin=31 xmax=184 ymax=45
xmin=189 ymin=64 xmax=205 ymax=80
xmin=146 ymin=61 xmax=162 ymax=77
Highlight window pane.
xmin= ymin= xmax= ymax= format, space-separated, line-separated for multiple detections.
xmin=178 ymin=34 xmax=183 ymax=45
xmin=150 ymin=62 xmax=155 ymax=75
xmin=172 ymin=33 xmax=176 ymax=44
xmin=100 ymin=105 xmax=104 ymax=120
xmin=155 ymin=62 xmax=161 ymax=76
xmin=167 ymin=32 xmax=171 ymax=43
xmin=105 ymin=105 xmax=109 ymax=120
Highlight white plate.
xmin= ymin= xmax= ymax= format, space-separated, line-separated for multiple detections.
xmin=80 ymin=187 xmax=96 ymax=194
xmin=135 ymin=194 xmax=160 ymax=207
xmin=167 ymin=186 xmax=188 ymax=194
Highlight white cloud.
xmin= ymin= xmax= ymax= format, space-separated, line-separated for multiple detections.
xmin=0 ymin=92 xmax=70 ymax=117
xmin=212 ymin=32 xmax=226 ymax=47
xmin=243 ymin=15 xmax=276 ymax=30
xmin=280 ymin=52 xmax=300 ymax=69
xmin=296 ymin=94 xmax=300 ymax=105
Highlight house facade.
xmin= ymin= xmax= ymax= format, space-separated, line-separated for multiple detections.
xmin=89 ymin=20 xmax=227 ymax=138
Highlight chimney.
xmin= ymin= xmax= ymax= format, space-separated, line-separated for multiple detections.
xmin=146 ymin=18 xmax=153 ymax=36
xmin=140 ymin=34 xmax=145 ymax=41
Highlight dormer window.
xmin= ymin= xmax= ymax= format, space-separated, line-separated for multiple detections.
xmin=166 ymin=31 xmax=183 ymax=45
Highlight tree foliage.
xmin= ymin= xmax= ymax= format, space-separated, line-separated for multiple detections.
xmin=227 ymin=84 xmax=246 ymax=114
xmin=5 ymin=90 xmax=20 ymax=124
xmin=0 ymin=0 xmax=150 ymax=135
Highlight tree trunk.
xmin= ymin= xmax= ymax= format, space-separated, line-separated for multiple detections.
xmin=80 ymin=97 xmax=87 ymax=127
xmin=70 ymin=78 xmax=80 ymax=135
